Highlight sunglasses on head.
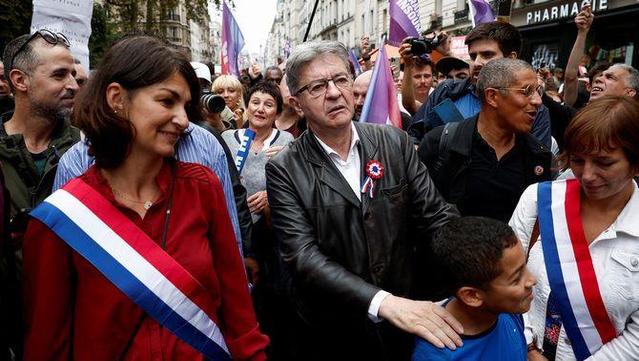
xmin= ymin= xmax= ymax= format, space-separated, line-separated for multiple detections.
xmin=9 ymin=29 xmax=70 ymax=71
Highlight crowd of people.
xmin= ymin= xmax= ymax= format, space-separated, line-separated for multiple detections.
xmin=0 ymin=3 xmax=637 ymax=361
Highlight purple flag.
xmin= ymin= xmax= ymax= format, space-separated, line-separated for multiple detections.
xmin=360 ymin=46 xmax=402 ymax=128
xmin=348 ymin=49 xmax=362 ymax=76
xmin=388 ymin=0 xmax=421 ymax=47
xmin=468 ymin=0 xmax=495 ymax=27
xmin=221 ymin=1 xmax=245 ymax=76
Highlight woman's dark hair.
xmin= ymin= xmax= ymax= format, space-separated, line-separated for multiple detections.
xmin=247 ymin=80 xmax=284 ymax=114
xmin=561 ymin=95 xmax=639 ymax=168
xmin=73 ymin=35 xmax=201 ymax=169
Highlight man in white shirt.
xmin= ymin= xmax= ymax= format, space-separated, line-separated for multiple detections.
xmin=266 ymin=40 xmax=461 ymax=361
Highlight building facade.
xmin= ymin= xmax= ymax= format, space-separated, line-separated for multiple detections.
xmin=265 ymin=0 xmax=476 ymax=65
xmin=509 ymin=0 xmax=639 ymax=69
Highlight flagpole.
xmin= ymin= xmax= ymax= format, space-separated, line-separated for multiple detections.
xmin=303 ymin=0 xmax=321 ymax=42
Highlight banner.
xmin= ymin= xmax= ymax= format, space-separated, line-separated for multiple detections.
xmin=360 ymin=45 xmax=402 ymax=128
xmin=348 ymin=48 xmax=362 ymax=76
xmin=388 ymin=0 xmax=421 ymax=47
xmin=468 ymin=0 xmax=496 ymax=27
xmin=221 ymin=1 xmax=245 ymax=77
xmin=30 ymin=0 xmax=94 ymax=68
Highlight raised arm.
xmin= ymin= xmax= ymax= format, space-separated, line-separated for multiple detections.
xmin=564 ymin=4 xmax=593 ymax=107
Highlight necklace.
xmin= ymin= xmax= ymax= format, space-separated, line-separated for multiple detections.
xmin=111 ymin=188 xmax=156 ymax=210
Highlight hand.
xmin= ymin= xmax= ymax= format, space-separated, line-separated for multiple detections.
xmin=247 ymin=191 xmax=268 ymax=214
xmin=233 ymin=108 xmax=244 ymax=125
xmin=399 ymin=40 xmax=414 ymax=67
xmin=249 ymin=63 xmax=262 ymax=79
xmin=244 ymin=256 xmax=260 ymax=285
xmin=360 ymin=36 xmax=370 ymax=53
xmin=575 ymin=4 xmax=593 ymax=32
xmin=433 ymin=31 xmax=451 ymax=56
xmin=378 ymin=295 xmax=463 ymax=350
xmin=265 ymin=145 xmax=285 ymax=158
xmin=528 ymin=349 xmax=549 ymax=361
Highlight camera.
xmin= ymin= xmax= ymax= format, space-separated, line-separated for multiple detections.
xmin=201 ymin=91 xmax=226 ymax=113
xmin=408 ymin=34 xmax=444 ymax=56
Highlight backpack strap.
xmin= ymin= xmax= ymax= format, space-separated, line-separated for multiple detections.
xmin=432 ymin=121 xmax=460 ymax=175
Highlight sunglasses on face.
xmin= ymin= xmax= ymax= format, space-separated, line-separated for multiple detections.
xmin=9 ymin=30 xmax=71 ymax=71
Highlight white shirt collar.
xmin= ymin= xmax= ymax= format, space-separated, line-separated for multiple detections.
xmin=612 ymin=181 xmax=639 ymax=237
xmin=314 ymin=122 xmax=359 ymax=159
xmin=240 ymin=128 xmax=279 ymax=148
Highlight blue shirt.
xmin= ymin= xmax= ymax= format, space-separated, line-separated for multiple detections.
xmin=52 ymin=123 xmax=243 ymax=255
xmin=412 ymin=313 xmax=527 ymax=361
xmin=452 ymin=92 xmax=481 ymax=121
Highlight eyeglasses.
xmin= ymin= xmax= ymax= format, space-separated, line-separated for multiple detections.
xmin=9 ymin=30 xmax=70 ymax=71
xmin=495 ymin=84 xmax=544 ymax=98
xmin=296 ymin=73 xmax=353 ymax=98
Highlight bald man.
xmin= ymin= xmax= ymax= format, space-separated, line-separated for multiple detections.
xmin=353 ymin=70 xmax=372 ymax=120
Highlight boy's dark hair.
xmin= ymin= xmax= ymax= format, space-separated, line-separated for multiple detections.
xmin=464 ymin=21 xmax=522 ymax=58
xmin=431 ymin=217 xmax=518 ymax=297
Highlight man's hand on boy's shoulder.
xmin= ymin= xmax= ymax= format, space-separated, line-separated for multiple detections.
xmin=378 ymin=295 xmax=463 ymax=350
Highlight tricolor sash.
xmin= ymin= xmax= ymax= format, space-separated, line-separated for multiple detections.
xmin=537 ymin=179 xmax=617 ymax=360
xmin=30 ymin=178 xmax=231 ymax=360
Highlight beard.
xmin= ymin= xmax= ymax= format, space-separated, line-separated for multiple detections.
xmin=29 ymin=92 xmax=74 ymax=124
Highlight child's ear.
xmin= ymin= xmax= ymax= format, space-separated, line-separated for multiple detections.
xmin=456 ymin=286 xmax=484 ymax=308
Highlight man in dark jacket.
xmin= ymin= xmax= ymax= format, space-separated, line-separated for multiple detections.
xmin=1 ymin=30 xmax=81 ymax=359
xmin=266 ymin=40 xmax=461 ymax=361
xmin=1 ymin=31 xmax=80 ymax=227
xmin=419 ymin=58 xmax=552 ymax=223
xmin=408 ymin=22 xmax=551 ymax=148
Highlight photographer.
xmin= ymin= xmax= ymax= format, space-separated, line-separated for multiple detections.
xmin=399 ymin=32 xmax=449 ymax=115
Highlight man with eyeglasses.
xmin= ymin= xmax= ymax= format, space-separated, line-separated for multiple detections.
xmin=418 ymin=58 xmax=552 ymax=224
xmin=407 ymin=22 xmax=551 ymax=149
xmin=265 ymin=40 xmax=461 ymax=361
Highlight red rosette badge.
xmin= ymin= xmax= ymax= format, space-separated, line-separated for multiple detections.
xmin=366 ymin=160 xmax=384 ymax=180
xmin=361 ymin=160 xmax=384 ymax=198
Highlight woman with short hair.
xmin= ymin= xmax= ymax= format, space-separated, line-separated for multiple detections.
xmin=510 ymin=96 xmax=639 ymax=361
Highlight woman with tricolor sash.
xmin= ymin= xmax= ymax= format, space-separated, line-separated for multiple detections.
xmin=509 ymin=96 xmax=639 ymax=361
xmin=22 ymin=36 xmax=269 ymax=360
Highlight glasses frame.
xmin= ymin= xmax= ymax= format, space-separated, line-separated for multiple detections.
xmin=9 ymin=30 xmax=71 ymax=72
xmin=295 ymin=73 xmax=353 ymax=98
xmin=493 ymin=84 xmax=544 ymax=98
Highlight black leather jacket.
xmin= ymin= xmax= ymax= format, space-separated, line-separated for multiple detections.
xmin=266 ymin=122 xmax=458 ymax=327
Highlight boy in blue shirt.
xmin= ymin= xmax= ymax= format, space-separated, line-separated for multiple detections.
xmin=413 ymin=217 xmax=536 ymax=361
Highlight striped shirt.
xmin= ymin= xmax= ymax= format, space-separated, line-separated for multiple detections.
xmin=52 ymin=123 xmax=243 ymax=254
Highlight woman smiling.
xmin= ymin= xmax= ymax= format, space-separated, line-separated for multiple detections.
xmin=22 ymin=36 xmax=268 ymax=361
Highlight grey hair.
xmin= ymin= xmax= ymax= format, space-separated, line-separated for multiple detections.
xmin=610 ymin=63 xmax=639 ymax=94
xmin=476 ymin=58 xmax=534 ymax=102
xmin=285 ymin=40 xmax=351 ymax=94
xmin=2 ymin=34 xmax=40 ymax=92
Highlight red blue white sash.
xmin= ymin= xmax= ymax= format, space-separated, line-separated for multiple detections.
xmin=30 ymin=178 xmax=231 ymax=360
xmin=537 ymin=179 xmax=617 ymax=360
